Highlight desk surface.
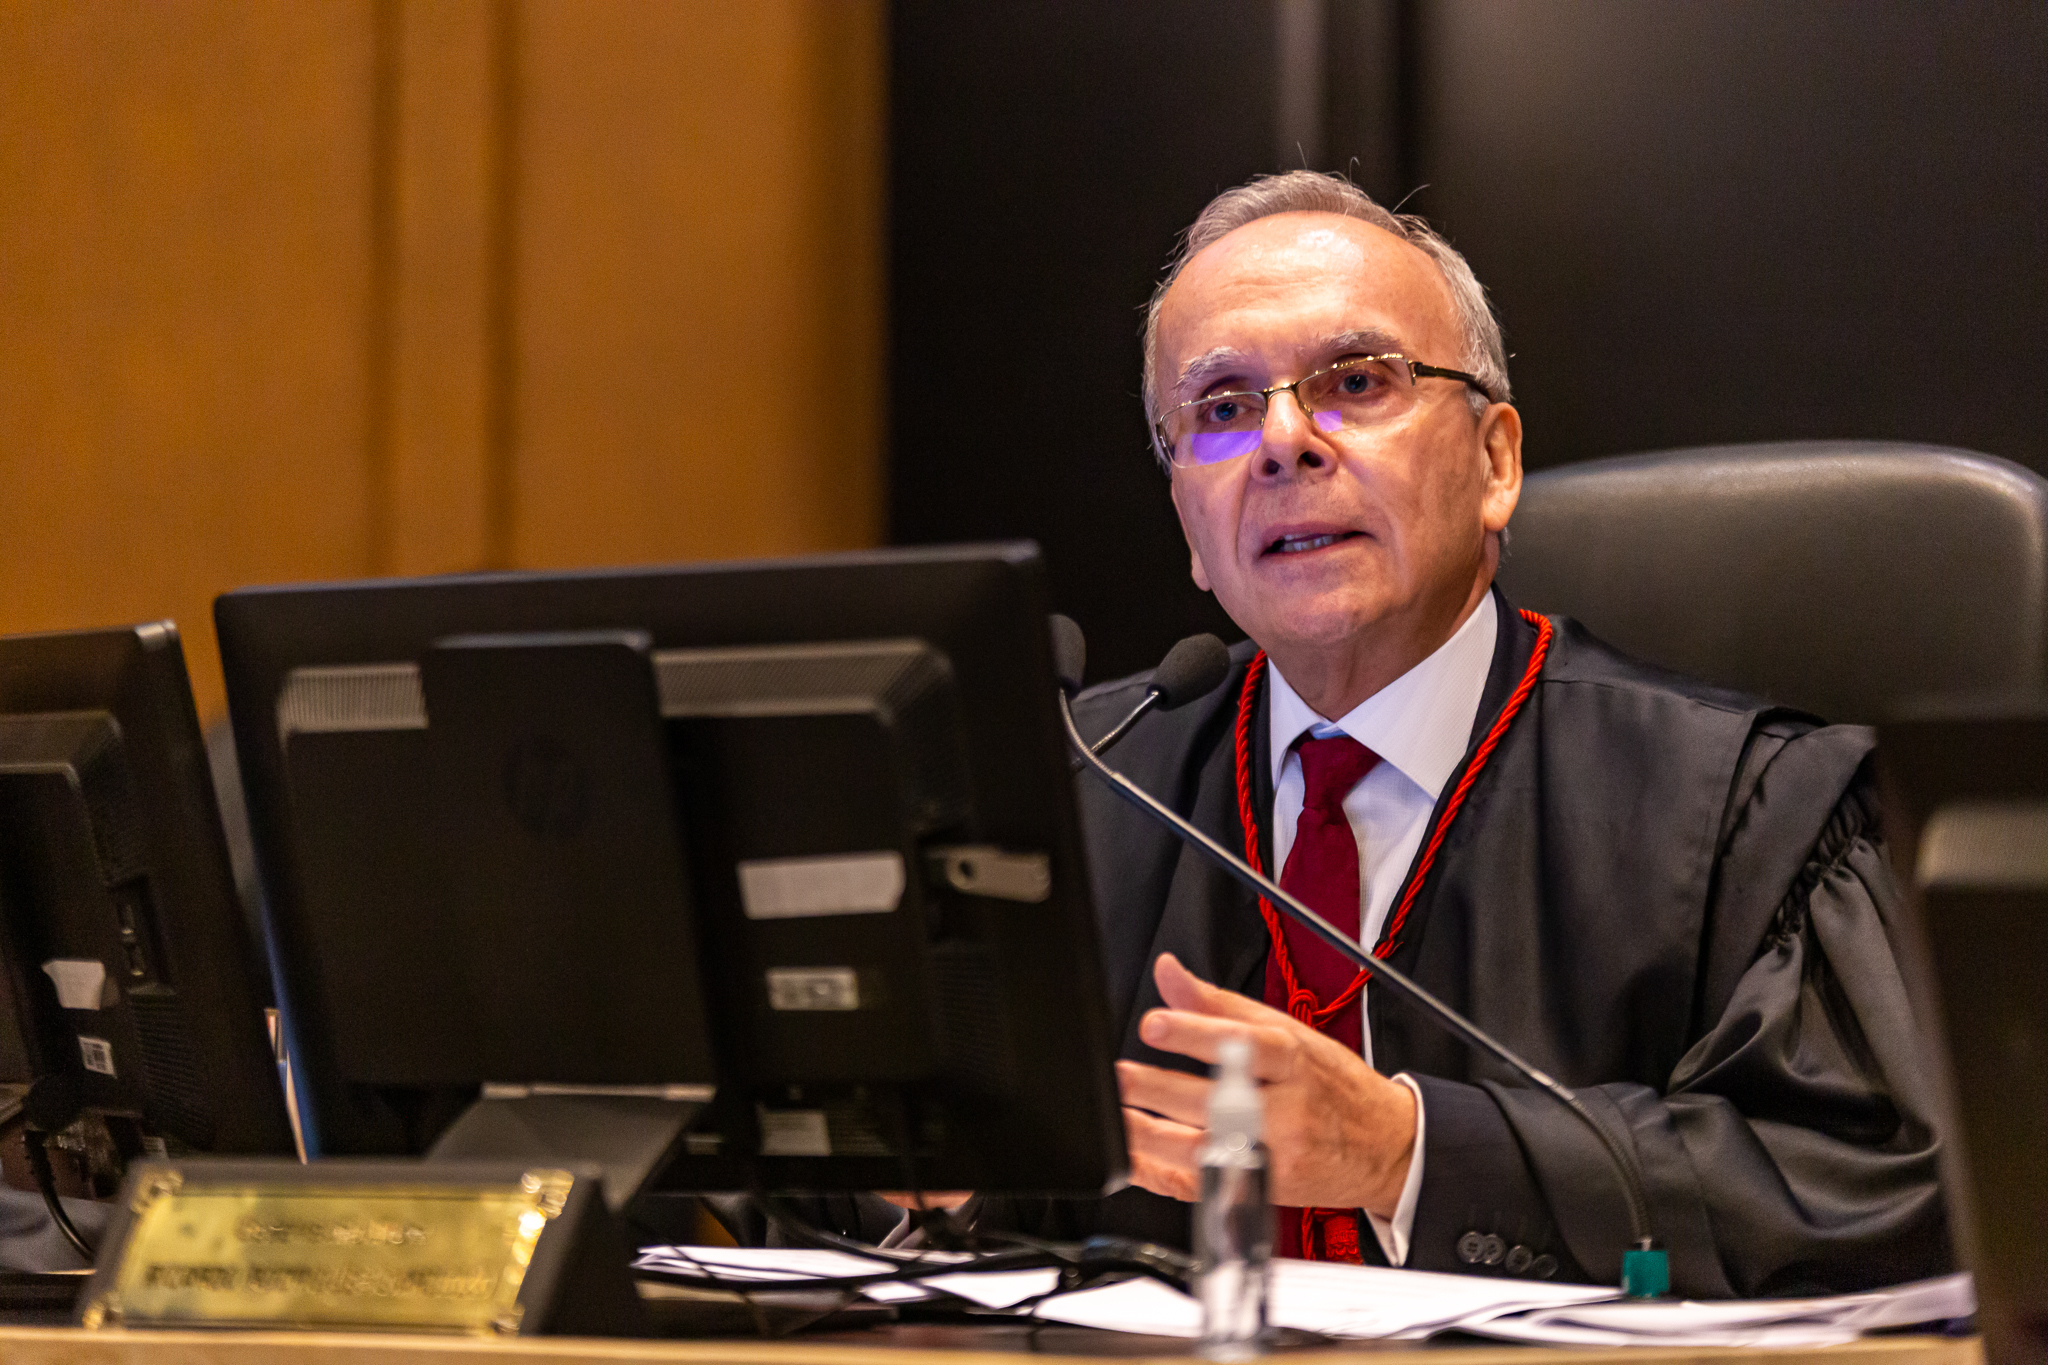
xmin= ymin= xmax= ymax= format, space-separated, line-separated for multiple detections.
xmin=0 ymin=1324 xmax=1982 ymax=1365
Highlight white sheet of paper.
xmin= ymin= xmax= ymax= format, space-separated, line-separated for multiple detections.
xmin=1268 ymin=1259 xmax=1618 ymax=1338
xmin=1028 ymin=1276 xmax=1203 ymax=1338
xmin=918 ymin=1269 xmax=1062 ymax=1309
xmin=633 ymin=1245 xmax=955 ymax=1282
xmin=1026 ymin=1259 xmax=1616 ymax=1341
xmin=860 ymin=1280 xmax=937 ymax=1304
xmin=1468 ymin=1273 xmax=1975 ymax=1349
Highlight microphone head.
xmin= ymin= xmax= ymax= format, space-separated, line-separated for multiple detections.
xmin=1151 ymin=633 xmax=1232 ymax=709
xmin=1049 ymin=614 xmax=1087 ymax=696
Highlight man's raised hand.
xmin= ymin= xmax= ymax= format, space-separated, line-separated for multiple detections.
xmin=1114 ymin=952 xmax=1417 ymax=1217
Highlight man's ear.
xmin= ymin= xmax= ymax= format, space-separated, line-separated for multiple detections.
xmin=1478 ymin=402 xmax=1523 ymax=535
xmin=1168 ymin=477 xmax=1214 ymax=591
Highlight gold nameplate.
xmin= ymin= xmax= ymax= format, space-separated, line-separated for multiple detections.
xmin=79 ymin=1166 xmax=576 ymax=1335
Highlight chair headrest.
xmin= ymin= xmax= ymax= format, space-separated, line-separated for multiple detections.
xmin=1495 ymin=441 xmax=2048 ymax=723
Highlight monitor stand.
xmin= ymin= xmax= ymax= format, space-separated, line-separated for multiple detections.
xmin=426 ymin=1089 xmax=707 ymax=1211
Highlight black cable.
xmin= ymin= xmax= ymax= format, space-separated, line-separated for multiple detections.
xmin=749 ymin=1191 xmax=952 ymax=1267
xmin=745 ymin=1191 xmax=1101 ymax=1295
xmin=23 ymin=1132 xmax=94 ymax=1263
xmin=657 ymin=1241 xmax=776 ymax=1337
xmin=641 ymin=1198 xmax=937 ymax=1337
xmin=747 ymin=1191 xmax=1034 ymax=1273
xmin=659 ymin=1241 xmax=874 ymax=1339
xmin=882 ymin=1103 xmax=960 ymax=1253
xmin=636 ymin=1251 xmax=1182 ymax=1305
xmin=645 ymin=1197 xmax=1191 ymax=1303
xmin=1056 ymin=688 xmax=1659 ymax=1251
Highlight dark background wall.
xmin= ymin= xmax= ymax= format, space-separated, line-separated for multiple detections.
xmin=889 ymin=0 xmax=2048 ymax=683
xmin=1420 ymin=0 xmax=2048 ymax=471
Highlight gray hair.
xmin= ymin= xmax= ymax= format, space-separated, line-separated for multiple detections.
xmin=1142 ymin=171 xmax=1510 ymax=468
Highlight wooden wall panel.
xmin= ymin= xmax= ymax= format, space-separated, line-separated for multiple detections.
xmin=385 ymin=0 xmax=497 ymax=577
xmin=0 ymin=1 xmax=378 ymax=718
xmin=512 ymin=0 xmax=886 ymax=570
xmin=0 ymin=0 xmax=884 ymax=719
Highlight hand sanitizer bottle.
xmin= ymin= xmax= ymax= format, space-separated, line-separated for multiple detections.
xmin=1197 ymin=1035 xmax=1270 ymax=1360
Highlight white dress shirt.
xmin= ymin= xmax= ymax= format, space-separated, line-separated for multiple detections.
xmin=1265 ymin=592 xmax=1498 ymax=1265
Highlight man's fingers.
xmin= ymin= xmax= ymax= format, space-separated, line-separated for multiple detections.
xmin=1115 ymin=1059 xmax=1210 ymax=1127
xmin=1153 ymin=952 xmax=1297 ymax=1029
xmin=1121 ymin=1106 xmax=1202 ymax=1203
xmin=1126 ymin=1150 xmax=1201 ymax=1204
xmin=876 ymin=1191 xmax=973 ymax=1211
xmin=1121 ymin=1102 xmax=1202 ymax=1159
xmin=1137 ymin=1007 xmax=1299 ymax=1080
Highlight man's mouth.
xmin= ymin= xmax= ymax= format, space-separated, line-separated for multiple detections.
xmin=1265 ymin=530 xmax=1362 ymax=556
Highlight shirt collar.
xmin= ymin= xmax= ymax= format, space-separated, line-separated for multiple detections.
xmin=1266 ymin=592 xmax=1499 ymax=802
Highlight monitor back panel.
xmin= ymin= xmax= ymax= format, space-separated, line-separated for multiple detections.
xmin=1881 ymin=715 xmax=2048 ymax=1362
xmin=0 ymin=624 xmax=294 ymax=1157
xmin=217 ymin=544 xmax=1125 ymax=1194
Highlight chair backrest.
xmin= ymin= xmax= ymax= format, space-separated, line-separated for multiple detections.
xmin=1494 ymin=441 xmax=2048 ymax=724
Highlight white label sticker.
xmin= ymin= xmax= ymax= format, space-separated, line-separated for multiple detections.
xmin=78 ymin=1036 xmax=115 ymax=1077
xmin=737 ymin=852 xmax=904 ymax=919
xmin=42 ymin=959 xmax=107 ymax=1011
xmin=766 ymin=967 xmax=860 ymax=1011
xmin=757 ymin=1107 xmax=831 ymax=1157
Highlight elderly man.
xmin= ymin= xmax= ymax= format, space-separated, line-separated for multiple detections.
xmin=1070 ymin=170 xmax=1948 ymax=1295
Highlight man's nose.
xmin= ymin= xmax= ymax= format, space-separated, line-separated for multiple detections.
xmin=1253 ymin=390 xmax=1334 ymax=478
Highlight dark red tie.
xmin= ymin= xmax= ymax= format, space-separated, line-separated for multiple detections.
xmin=1262 ymin=733 xmax=1379 ymax=1262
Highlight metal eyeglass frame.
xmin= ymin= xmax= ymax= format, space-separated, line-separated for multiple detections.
xmin=1153 ymin=352 xmax=1492 ymax=468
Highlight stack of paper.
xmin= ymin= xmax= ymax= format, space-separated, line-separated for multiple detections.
xmin=634 ymin=1244 xmax=1973 ymax=1349
xmin=634 ymin=1244 xmax=926 ymax=1285
xmin=1026 ymin=1261 xmax=1615 ymax=1340
xmin=633 ymin=1245 xmax=1057 ymax=1310
xmin=1466 ymin=1273 xmax=1974 ymax=1349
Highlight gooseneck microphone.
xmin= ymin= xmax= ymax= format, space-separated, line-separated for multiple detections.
xmin=1049 ymin=616 xmax=1232 ymax=769
xmin=1088 ymin=633 xmax=1232 ymax=758
xmin=1054 ymin=622 xmax=1666 ymax=1296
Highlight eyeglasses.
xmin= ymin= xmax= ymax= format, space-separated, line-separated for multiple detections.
xmin=1154 ymin=353 xmax=1491 ymax=468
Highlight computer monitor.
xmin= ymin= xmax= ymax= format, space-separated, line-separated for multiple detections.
xmin=1880 ymin=712 xmax=2048 ymax=1365
xmin=216 ymin=544 xmax=1126 ymax=1200
xmin=0 ymin=623 xmax=296 ymax=1189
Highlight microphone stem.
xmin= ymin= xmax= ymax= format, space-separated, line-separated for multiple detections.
xmin=1058 ymin=690 xmax=1656 ymax=1249
xmin=1088 ymin=689 xmax=1161 ymax=757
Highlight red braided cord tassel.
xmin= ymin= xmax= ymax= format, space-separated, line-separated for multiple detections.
xmin=1233 ymin=653 xmax=1320 ymax=1024
xmin=1232 ymin=609 xmax=1554 ymax=1013
xmin=1374 ymin=609 xmax=1552 ymax=961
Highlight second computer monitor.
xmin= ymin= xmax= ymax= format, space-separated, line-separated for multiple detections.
xmin=217 ymin=544 xmax=1125 ymax=1196
xmin=0 ymin=623 xmax=295 ymax=1178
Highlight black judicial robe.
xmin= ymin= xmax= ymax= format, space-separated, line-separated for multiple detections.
xmin=1065 ymin=591 xmax=1951 ymax=1297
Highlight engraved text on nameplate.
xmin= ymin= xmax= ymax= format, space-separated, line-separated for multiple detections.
xmin=80 ymin=1169 xmax=574 ymax=1334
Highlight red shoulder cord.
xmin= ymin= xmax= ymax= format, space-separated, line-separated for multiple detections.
xmin=1232 ymin=608 xmax=1554 ymax=1029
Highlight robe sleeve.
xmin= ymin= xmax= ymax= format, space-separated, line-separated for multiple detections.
xmin=1407 ymin=732 xmax=1953 ymax=1296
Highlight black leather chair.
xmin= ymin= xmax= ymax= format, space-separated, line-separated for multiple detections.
xmin=1494 ymin=441 xmax=2048 ymax=725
